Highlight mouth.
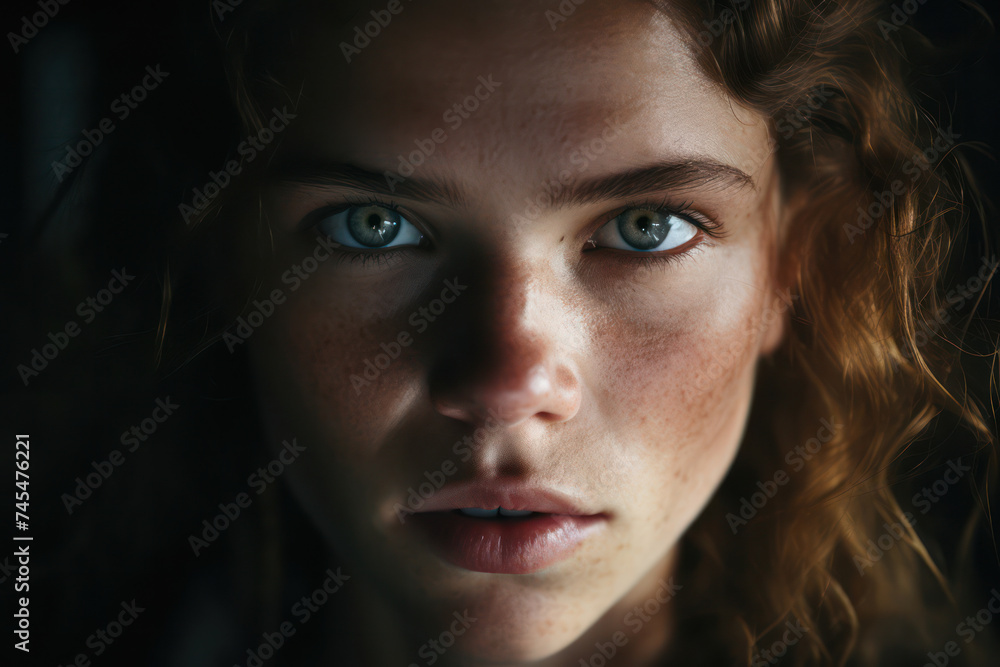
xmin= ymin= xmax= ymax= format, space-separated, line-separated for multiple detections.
xmin=406 ymin=483 xmax=609 ymax=575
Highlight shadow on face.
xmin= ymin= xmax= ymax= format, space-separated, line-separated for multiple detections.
xmin=242 ymin=0 xmax=788 ymax=662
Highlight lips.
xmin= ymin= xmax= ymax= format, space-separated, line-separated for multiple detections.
xmin=407 ymin=481 xmax=608 ymax=575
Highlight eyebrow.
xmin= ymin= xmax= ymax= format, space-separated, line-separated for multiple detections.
xmin=270 ymin=158 xmax=755 ymax=209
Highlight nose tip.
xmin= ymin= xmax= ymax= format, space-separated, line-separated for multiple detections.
xmin=432 ymin=362 xmax=581 ymax=427
xmin=427 ymin=256 xmax=583 ymax=428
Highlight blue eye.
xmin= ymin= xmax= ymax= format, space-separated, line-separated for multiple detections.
xmin=591 ymin=208 xmax=699 ymax=252
xmin=317 ymin=204 xmax=423 ymax=249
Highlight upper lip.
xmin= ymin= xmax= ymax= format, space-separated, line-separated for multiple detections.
xmin=414 ymin=479 xmax=603 ymax=516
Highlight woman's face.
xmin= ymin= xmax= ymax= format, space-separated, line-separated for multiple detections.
xmin=249 ymin=0 xmax=785 ymax=662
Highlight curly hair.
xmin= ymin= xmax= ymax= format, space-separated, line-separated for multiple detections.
xmin=651 ymin=1 xmax=998 ymax=665
xmin=170 ymin=1 xmax=999 ymax=664
xmin=22 ymin=1 xmax=996 ymax=665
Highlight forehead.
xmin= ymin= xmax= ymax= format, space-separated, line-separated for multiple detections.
xmin=276 ymin=0 xmax=769 ymax=206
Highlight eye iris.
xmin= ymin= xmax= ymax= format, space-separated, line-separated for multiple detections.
xmin=617 ymin=209 xmax=671 ymax=250
xmin=347 ymin=206 xmax=401 ymax=247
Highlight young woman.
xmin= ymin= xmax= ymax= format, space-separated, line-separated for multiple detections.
xmin=16 ymin=0 xmax=998 ymax=665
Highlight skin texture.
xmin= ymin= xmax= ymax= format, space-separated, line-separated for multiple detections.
xmin=246 ymin=1 xmax=788 ymax=664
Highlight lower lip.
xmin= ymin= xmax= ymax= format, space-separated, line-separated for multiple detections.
xmin=409 ymin=511 xmax=606 ymax=574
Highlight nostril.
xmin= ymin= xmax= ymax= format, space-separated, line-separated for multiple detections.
xmin=431 ymin=364 xmax=580 ymax=427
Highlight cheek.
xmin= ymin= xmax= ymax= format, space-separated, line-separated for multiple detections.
xmin=589 ymin=260 xmax=773 ymax=535
xmin=245 ymin=286 xmax=436 ymax=554
xmin=248 ymin=272 xmax=432 ymax=460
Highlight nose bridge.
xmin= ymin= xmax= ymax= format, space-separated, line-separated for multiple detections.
xmin=480 ymin=260 xmax=553 ymax=395
xmin=488 ymin=257 xmax=540 ymax=352
xmin=428 ymin=251 xmax=581 ymax=426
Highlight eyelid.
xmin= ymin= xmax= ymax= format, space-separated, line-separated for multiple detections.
xmin=297 ymin=194 xmax=433 ymax=241
xmin=296 ymin=193 xmax=724 ymax=251
xmin=613 ymin=198 xmax=723 ymax=238
xmin=581 ymin=197 xmax=725 ymax=248
xmin=294 ymin=195 xmax=392 ymax=230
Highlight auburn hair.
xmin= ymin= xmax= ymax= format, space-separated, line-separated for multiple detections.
xmin=184 ymin=1 xmax=1000 ymax=663
xmin=655 ymin=1 xmax=998 ymax=665
xmin=24 ymin=1 xmax=996 ymax=665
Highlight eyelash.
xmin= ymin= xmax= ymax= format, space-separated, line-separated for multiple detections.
xmin=305 ymin=195 xmax=725 ymax=269
xmin=617 ymin=197 xmax=725 ymax=239
xmin=313 ymin=194 xmax=417 ymax=268
xmin=587 ymin=197 xmax=725 ymax=270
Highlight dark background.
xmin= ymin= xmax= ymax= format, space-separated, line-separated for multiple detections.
xmin=2 ymin=0 xmax=1000 ymax=665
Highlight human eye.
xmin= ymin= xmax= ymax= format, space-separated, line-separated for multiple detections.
xmin=589 ymin=203 xmax=712 ymax=254
xmin=315 ymin=200 xmax=425 ymax=250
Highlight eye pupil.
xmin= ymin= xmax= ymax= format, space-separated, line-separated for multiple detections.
xmin=618 ymin=209 xmax=671 ymax=250
xmin=348 ymin=205 xmax=401 ymax=247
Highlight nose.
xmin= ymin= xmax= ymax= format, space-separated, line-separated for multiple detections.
xmin=428 ymin=264 xmax=583 ymax=427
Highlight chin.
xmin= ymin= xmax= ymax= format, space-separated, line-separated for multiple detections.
xmin=400 ymin=572 xmax=604 ymax=664
xmin=445 ymin=625 xmax=585 ymax=664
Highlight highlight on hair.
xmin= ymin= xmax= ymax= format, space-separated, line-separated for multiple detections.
xmin=655 ymin=1 xmax=998 ymax=664
xmin=160 ymin=1 xmax=999 ymax=664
